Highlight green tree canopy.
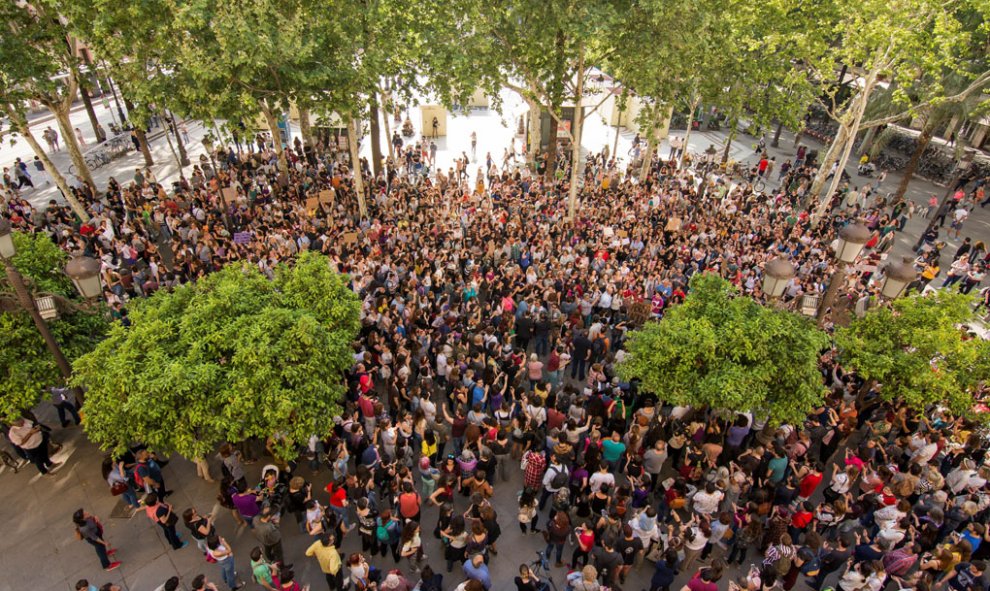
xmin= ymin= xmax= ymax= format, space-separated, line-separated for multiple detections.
xmin=0 ymin=232 xmax=108 ymax=420
xmin=617 ymin=274 xmax=830 ymax=425
xmin=72 ymin=252 xmax=360 ymax=461
xmin=834 ymin=291 xmax=990 ymax=418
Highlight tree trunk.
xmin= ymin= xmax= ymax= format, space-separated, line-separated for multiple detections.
xmin=298 ymin=106 xmax=314 ymax=149
xmin=135 ymin=128 xmax=154 ymax=167
xmin=639 ymin=109 xmax=659 ymax=181
xmin=721 ymin=126 xmax=737 ymax=164
xmin=678 ymin=95 xmax=699 ymax=169
xmin=526 ymin=92 xmax=541 ymax=168
xmin=4 ymin=106 xmax=87 ymax=220
xmin=567 ymin=55 xmax=586 ymax=221
xmin=546 ymin=111 xmax=559 ymax=180
xmin=894 ymin=120 xmax=933 ymax=202
xmin=368 ymin=95 xmax=383 ymax=178
xmin=771 ymin=120 xmax=784 ymax=148
xmin=161 ymin=115 xmax=182 ymax=169
xmin=814 ymin=75 xmax=876 ymax=225
xmin=808 ymin=127 xmax=851 ymax=223
xmin=51 ymin=103 xmax=96 ymax=190
xmin=856 ymin=126 xmax=878 ymax=155
xmin=260 ymin=102 xmax=288 ymax=174
xmin=78 ymin=82 xmax=106 ymax=143
xmin=171 ymin=115 xmax=190 ymax=166
xmin=348 ymin=116 xmax=368 ymax=218
xmin=380 ymin=94 xmax=395 ymax=161
xmin=121 ymin=98 xmax=154 ymax=166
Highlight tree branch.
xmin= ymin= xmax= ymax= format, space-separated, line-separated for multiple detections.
xmin=860 ymin=69 xmax=990 ymax=129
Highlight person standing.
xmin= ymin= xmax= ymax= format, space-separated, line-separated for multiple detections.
xmin=8 ymin=417 xmax=59 ymax=475
xmin=463 ymin=554 xmax=492 ymax=590
xmin=144 ymin=493 xmax=187 ymax=550
xmin=184 ymin=506 xmax=217 ymax=558
xmin=252 ymin=506 xmax=285 ymax=566
xmin=206 ymin=534 xmax=243 ymax=591
xmin=306 ymin=533 xmax=343 ymax=591
xmin=250 ymin=547 xmax=280 ymax=591
xmin=75 ymin=127 xmax=86 ymax=146
xmin=73 ymin=509 xmax=121 ymax=571
xmin=470 ymin=131 xmax=478 ymax=162
xmin=31 ymin=156 xmax=49 ymax=186
xmin=135 ymin=448 xmax=170 ymax=499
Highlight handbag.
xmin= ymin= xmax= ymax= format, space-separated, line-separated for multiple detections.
xmin=110 ymin=481 xmax=129 ymax=496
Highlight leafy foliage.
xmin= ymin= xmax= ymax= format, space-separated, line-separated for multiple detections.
xmin=72 ymin=253 xmax=360 ymax=461
xmin=617 ymin=274 xmax=830 ymax=425
xmin=835 ymin=291 xmax=990 ymax=417
xmin=0 ymin=233 xmax=109 ymax=420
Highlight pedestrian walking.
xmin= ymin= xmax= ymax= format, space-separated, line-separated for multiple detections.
xmin=73 ymin=508 xmax=121 ymax=571
xmin=8 ymin=417 xmax=60 ymax=475
xmin=50 ymin=386 xmax=81 ymax=427
xmin=75 ymin=127 xmax=86 ymax=146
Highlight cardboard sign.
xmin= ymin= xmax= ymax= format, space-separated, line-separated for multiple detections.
xmin=220 ymin=187 xmax=238 ymax=204
xmin=616 ymin=229 xmax=628 ymax=238
xmin=318 ymin=189 xmax=334 ymax=204
xmin=665 ymin=216 xmax=682 ymax=232
xmin=305 ymin=197 xmax=321 ymax=211
xmin=342 ymin=231 xmax=359 ymax=245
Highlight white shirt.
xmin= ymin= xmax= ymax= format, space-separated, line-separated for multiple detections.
xmin=589 ymin=472 xmax=615 ymax=493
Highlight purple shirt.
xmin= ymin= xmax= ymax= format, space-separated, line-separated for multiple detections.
xmin=727 ymin=425 xmax=750 ymax=447
xmin=232 ymin=491 xmax=260 ymax=519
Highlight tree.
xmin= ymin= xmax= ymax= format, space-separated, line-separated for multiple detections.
xmin=72 ymin=253 xmax=360 ymax=464
xmin=0 ymin=0 xmax=96 ymax=218
xmin=617 ymin=274 xmax=830 ymax=425
xmin=0 ymin=233 xmax=108 ymax=420
xmin=465 ymin=0 xmax=620 ymax=219
xmin=834 ymin=291 xmax=990 ymax=418
xmin=607 ymin=0 xmax=825 ymax=178
xmin=805 ymin=0 xmax=990 ymax=222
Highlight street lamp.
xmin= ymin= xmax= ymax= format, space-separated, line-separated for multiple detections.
xmin=817 ymin=221 xmax=871 ymax=325
xmin=763 ymin=258 xmax=796 ymax=300
xmin=880 ymin=256 xmax=917 ymax=300
xmin=0 ymin=219 xmax=96 ymax=401
xmin=65 ymin=255 xmax=104 ymax=299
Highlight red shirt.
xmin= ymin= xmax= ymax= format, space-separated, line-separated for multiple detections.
xmin=686 ymin=573 xmax=718 ymax=591
xmin=523 ymin=451 xmax=546 ymax=490
xmin=799 ymin=472 xmax=823 ymax=498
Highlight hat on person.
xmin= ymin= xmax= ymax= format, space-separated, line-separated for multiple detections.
xmin=419 ymin=457 xmax=431 ymax=470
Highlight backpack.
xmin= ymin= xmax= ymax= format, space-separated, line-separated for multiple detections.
xmin=376 ymin=518 xmax=392 ymax=543
xmin=550 ymin=467 xmax=569 ymax=490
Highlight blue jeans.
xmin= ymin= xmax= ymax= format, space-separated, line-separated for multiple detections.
xmin=121 ymin=486 xmax=140 ymax=509
xmin=218 ymin=557 xmax=236 ymax=590
xmin=331 ymin=504 xmax=350 ymax=528
xmin=87 ymin=538 xmax=110 ymax=568
xmin=546 ymin=542 xmax=564 ymax=564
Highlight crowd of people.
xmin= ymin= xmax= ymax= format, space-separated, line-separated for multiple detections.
xmin=4 ymin=124 xmax=990 ymax=591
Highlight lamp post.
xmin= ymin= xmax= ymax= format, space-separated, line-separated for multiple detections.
xmin=879 ymin=256 xmax=918 ymax=300
xmin=817 ymin=221 xmax=871 ymax=326
xmin=763 ymin=258 xmax=796 ymax=301
xmin=914 ymin=149 xmax=976 ymax=251
xmin=0 ymin=219 xmax=103 ymax=401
